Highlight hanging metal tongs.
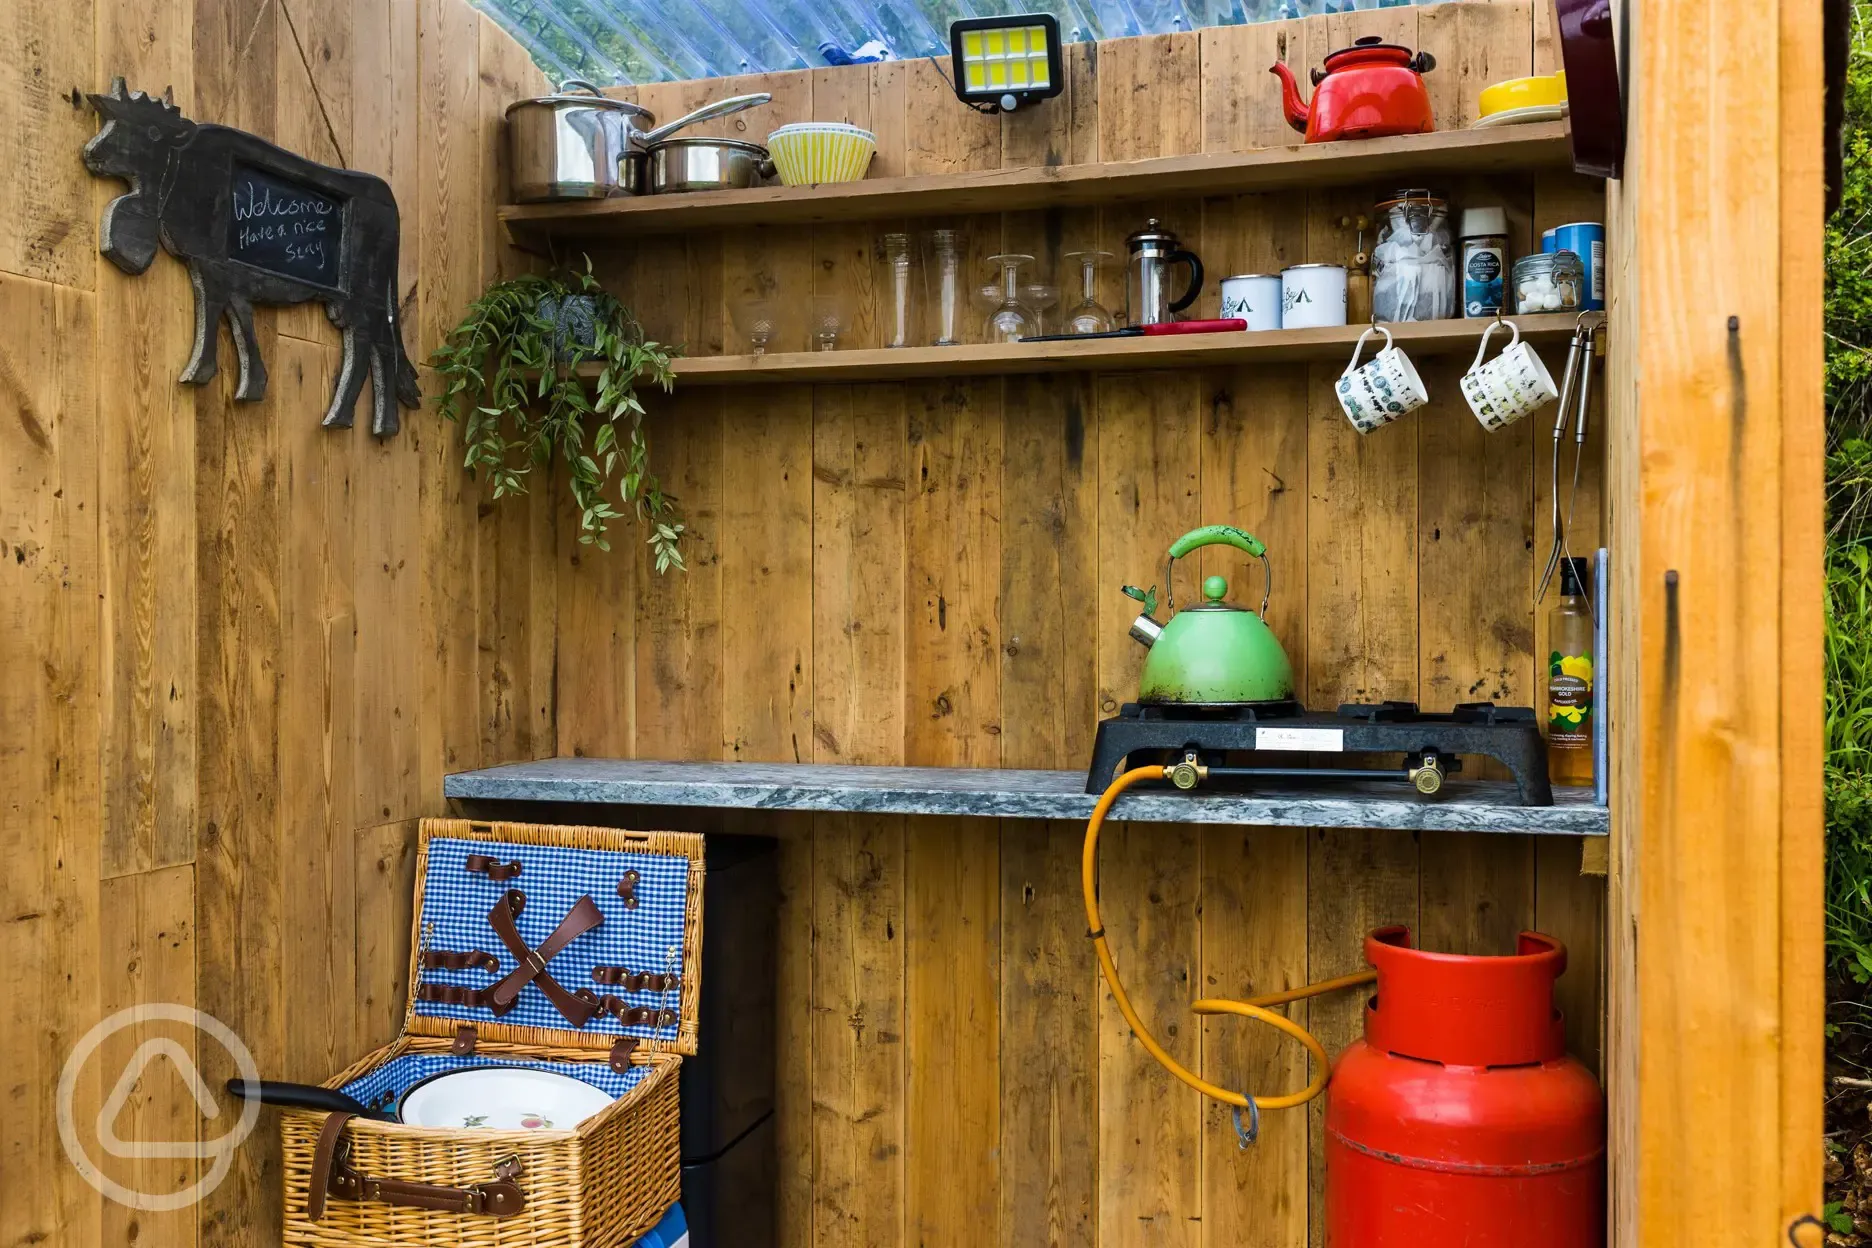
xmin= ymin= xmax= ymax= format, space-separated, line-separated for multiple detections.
xmin=1536 ymin=315 xmax=1599 ymax=605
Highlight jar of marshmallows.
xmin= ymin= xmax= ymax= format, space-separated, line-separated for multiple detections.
xmin=1511 ymin=250 xmax=1584 ymax=314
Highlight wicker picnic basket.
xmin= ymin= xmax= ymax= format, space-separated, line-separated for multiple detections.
xmin=278 ymin=818 xmax=704 ymax=1247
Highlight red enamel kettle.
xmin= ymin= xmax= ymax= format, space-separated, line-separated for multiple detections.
xmin=1271 ymin=36 xmax=1436 ymax=143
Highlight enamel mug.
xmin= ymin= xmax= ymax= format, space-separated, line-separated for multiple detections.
xmin=1220 ymin=274 xmax=1283 ymax=331
xmin=1280 ymin=263 xmax=1349 ymax=329
xmin=1460 ymin=318 xmax=1560 ymax=431
xmin=1336 ymin=325 xmax=1429 ymax=434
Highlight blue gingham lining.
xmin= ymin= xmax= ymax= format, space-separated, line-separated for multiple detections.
xmin=340 ymin=1052 xmax=648 ymax=1114
xmin=416 ymin=836 xmax=691 ymax=1042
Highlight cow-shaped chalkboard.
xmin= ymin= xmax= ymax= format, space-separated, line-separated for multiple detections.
xmin=83 ymin=78 xmax=420 ymax=436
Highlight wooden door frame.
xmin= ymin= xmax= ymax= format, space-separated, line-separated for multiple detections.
xmin=1607 ymin=0 xmax=1825 ymax=1241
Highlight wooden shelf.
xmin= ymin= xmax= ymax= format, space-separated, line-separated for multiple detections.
xmin=604 ymin=313 xmax=1590 ymax=387
xmin=443 ymin=758 xmax=1608 ymax=837
xmin=502 ymin=122 xmax=1574 ymax=245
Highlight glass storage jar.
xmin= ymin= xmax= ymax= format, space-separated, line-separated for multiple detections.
xmin=1371 ymin=189 xmax=1456 ymax=322
xmin=1512 ymin=250 xmax=1584 ymax=313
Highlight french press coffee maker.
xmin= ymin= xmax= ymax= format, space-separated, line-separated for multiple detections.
xmin=1124 ymin=219 xmax=1204 ymax=326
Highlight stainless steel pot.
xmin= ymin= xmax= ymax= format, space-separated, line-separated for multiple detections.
xmin=647 ymin=137 xmax=774 ymax=193
xmin=620 ymin=93 xmax=774 ymax=194
xmin=506 ymin=82 xmax=773 ymax=202
xmin=505 ymin=79 xmax=652 ymax=202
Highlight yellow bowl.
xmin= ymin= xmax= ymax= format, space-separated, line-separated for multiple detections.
xmin=1478 ymin=72 xmax=1567 ymax=117
xmin=767 ymin=123 xmax=877 ymax=186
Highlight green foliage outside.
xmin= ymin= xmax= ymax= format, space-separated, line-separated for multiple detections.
xmin=1828 ymin=4 xmax=1872 ymax=981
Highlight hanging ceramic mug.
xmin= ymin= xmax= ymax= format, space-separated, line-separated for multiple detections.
xmin=1336 ymin=325 xmax=1429 ymax=434
xmin=1460 ymin=317 xmax=1560 ymax=431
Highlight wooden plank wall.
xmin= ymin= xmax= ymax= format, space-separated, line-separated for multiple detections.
xmin=557 ymin=5 xmax=1613 ymax=1246
xmin=0 ymin=0 xmax=550 ymax=1242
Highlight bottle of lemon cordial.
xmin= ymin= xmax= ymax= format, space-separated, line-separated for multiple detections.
xmin=1545 ymin=556 xmax=1595 ymax=786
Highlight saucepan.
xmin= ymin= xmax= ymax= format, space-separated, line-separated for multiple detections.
xmin=228 ymin=1068 xmax=615 ymax=1132
xmin=506 ymin=81 xmax=773 ymax=201
xmin=630 ymin=94 xmax=776 ymax=194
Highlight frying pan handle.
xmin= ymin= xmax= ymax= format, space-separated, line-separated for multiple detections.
xmin=639 ymin=92 xmax=773 ymax=145
xmin=225 ymin=1078 xmax=395 ymax=1122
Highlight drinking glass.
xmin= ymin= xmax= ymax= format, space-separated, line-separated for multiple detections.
xmin=922 ymin=229 xmax=964 ymax=346
xmin=879 ymin=232 xmax=919 ymax=348
xmin=983 ymin=253 xmax=1039 ymax=342
xmin=1063 ymin=250 xmax=1117 ymax=334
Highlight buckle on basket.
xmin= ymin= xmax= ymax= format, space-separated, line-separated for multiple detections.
xmin=486 ymin=889 xmax=604 ymax=1028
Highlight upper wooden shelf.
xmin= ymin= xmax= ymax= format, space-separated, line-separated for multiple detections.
xmin=501 ymin=122 xmax=1575 ymax=245
xmin=598 ymin=313 xmax=1591 ymax=387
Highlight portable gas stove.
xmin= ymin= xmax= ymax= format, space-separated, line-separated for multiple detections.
xmin=1085 ymin=700 xmax=1554 ymax=806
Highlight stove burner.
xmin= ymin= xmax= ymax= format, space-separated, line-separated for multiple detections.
xmin=1086 ymin=700 xmax=1553 ymax=805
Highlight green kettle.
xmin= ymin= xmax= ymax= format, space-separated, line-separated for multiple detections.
xmin=1124 ymin=524 xmax=1297 ymax=705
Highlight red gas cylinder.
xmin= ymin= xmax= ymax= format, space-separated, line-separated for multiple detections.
xmin=1324 ymin=926 xmax=1605 ymax=1247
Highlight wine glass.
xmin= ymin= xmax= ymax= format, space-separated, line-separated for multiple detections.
xmin=809 ymin=294 xmax=850 ymax=351
xmin=1062 ymin=250 xmax=1116 ymax=334
xmin=730 ymin=296 xmax=785 ymax=355
xmin=983 ymin=254 xmax=1039 ymax=342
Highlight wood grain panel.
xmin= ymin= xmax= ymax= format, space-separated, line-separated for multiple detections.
xmin=0 ymin=274 xmax=102 ymax=1248
xmin=906 ymin=817 xmax=1001 ymax=1245
xmin=0 ymin=0 xmax=99 ymax=287
xmin=98 ymin=865 xmax=198 ymax=1243
xmin=812 ymin=812 xmax=907 ymax=1248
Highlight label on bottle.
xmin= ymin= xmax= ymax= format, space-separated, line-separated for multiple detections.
xmin=1463 ymin=241 xmax=1505 ymax=317
xmin=1256 ymin=726 xmax=1345 ymax=753
xmin=1547 ymin=651 xmax=1594 ymax=747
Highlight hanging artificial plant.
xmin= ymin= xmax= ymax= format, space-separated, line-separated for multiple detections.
xmin=433 ymin=260 xmax=684 ymax=571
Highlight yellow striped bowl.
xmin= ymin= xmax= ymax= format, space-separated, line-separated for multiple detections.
xmin=767 ymin=122 xmax=878 ymax=186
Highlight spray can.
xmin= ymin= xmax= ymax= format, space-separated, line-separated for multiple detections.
xmin=1459 ymin=207 xmax=1508 ymax=319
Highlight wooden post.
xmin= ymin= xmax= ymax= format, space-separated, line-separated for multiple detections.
xmin=1609 ymin=0 xmax=1825 ymax=1242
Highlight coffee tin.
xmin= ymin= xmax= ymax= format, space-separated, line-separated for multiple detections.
xmin=1549 ymin=222 xmax=1605 ymax=310
xmin=1280 ymin=263 xmax=1348 ymax=330
xmin=1220 ymin=273 xmax=1283 ymax=331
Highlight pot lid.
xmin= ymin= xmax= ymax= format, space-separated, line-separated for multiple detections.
xmin=1323 ymin=35 xmax=1417 ymax=68
xmin=1126 ymin=218 xmax=1182 ymax=249
xmin=506 ymin=79 xmax=655 ymax=122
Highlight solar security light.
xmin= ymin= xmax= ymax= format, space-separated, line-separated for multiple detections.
xmin=949 ymin=15 xmax=1064 ymax=113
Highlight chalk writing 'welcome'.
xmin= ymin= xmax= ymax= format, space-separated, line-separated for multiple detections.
xmin=227 ymin=164 xmax=345 ymax=288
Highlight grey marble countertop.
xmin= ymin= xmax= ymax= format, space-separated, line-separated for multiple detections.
xmin=444 ymin=758 xmax=1608 ymax=837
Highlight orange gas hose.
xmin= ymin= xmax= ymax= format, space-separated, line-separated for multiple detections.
xmin=1082 ymin=766 xmax=1378 ymax=1114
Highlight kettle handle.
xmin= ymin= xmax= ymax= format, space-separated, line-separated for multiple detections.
xmin=1164 ymin=525 xmax=1273 ymax=618
xmin=1168 ymin=524 xmax=1266 ymax=560
xmin=1167 ymin=249 xmax=1204 ymax=314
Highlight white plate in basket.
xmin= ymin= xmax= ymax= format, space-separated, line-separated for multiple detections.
xmin=398 ymin=1067 xmax=615 ymax=1131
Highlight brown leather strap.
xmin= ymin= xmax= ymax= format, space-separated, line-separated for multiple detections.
xmin=451 ymin=1024 xmax=478 ymax=1055
xmin=616 ymin=869 xmax=641 ymax=909
xmin=307 ymin=1111 xmax=354 ymax=1222
xmin=590 ymin=967 xmax=679 ymax=992
xmin=486 ymin=890 xmax=603 ymax=1028
xmin=465 ymin=854 xmax=523 ymax=882
xmin=609 ymin=1036 xmax=639 ymax=1073
xmin=318 ymin=1123 xmax=528 ymax=1220
xmin=416 ymin=982 xmax=516 ymax=1016
xmin=575 ymin=989 xmax=676 ymax=1029
xmin=422 ymin=949 xmax=501 ymax=973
